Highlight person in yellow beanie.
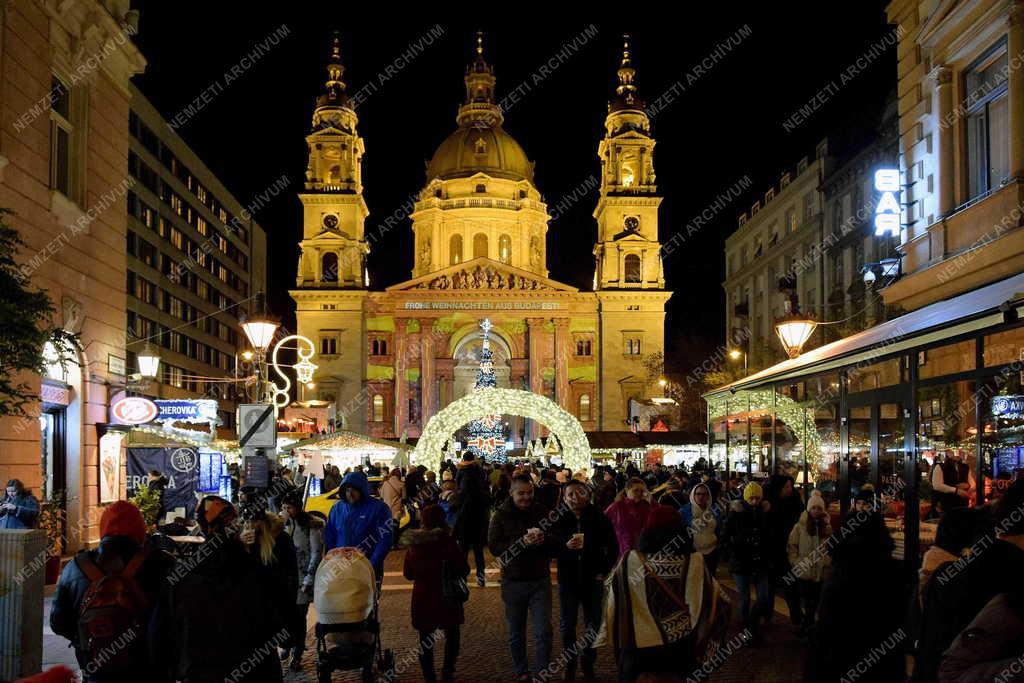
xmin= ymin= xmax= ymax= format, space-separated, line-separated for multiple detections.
xmin=721 ymin=479 xmax=773 ymax=644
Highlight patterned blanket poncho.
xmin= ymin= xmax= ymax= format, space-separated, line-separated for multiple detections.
xmin=602 ymin=549 xmax=728 ymax=665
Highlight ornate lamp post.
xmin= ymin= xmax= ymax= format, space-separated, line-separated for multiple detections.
xmin=240 ymin=293 xmax=280 ymax=402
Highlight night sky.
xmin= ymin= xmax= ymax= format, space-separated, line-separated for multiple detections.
xmin=128 ymin=3 xmax=894 ymax=369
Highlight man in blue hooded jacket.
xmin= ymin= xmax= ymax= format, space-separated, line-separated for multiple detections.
xmin=324 ymin=471 xmax=394 ymax=587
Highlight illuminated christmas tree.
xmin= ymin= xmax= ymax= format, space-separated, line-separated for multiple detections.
xmin=466 ymin=319 xmax=507 ymax=463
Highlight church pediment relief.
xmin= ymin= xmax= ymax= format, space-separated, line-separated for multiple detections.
xmin=387 ymin=257 xmax=576 ymax=292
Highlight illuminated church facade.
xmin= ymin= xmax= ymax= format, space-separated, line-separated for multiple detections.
xmin=290 ymin=35 xmax=672 ymax=442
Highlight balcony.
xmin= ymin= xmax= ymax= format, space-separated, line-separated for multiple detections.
xmin=885 ymin=179 xmax=1024 ymax=310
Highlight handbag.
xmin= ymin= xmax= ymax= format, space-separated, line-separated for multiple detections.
xmin=441 ymin=559 xmax=470 ymax=603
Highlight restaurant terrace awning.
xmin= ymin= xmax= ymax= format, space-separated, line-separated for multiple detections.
xmin=705 ymin=272 xmax=1024 ymax=400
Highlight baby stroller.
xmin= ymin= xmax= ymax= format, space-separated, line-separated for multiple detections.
xmin=314 ymin=548 xmax=395 ymax=683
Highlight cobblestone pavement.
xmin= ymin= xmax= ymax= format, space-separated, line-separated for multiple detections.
xmin=282 ymin=549 xmax=805 ymax=683
xmin=42 ymin=549 xmax=805 ymax=682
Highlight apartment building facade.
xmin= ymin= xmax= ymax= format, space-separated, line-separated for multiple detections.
xmin=723 ymin=142 xmax=829 ymax=371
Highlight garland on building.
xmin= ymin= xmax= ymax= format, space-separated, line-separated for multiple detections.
xmin=465 ymin=319 xmax=508 ymax=463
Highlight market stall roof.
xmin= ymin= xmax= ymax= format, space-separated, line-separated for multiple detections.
xmin=285 ymin=430 xmax=412 ymax=453
xmin=637 ymin=431 xmax=707 ymax=446
xmin=704 ymin=272 xmax=1024 ymax=400
xmin=586 ymin=431 xmax=643 ymax=449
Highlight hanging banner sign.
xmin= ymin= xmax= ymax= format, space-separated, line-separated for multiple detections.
xmin=992 ymin=395 xmax=1024 ymax=420
xmin=874 ymin=169 xmax=901 ymax=237
xmin=111 ymin=396 xmax=159 ymax=425
xmin=154 ymin=399 xmax=220 ymax=424
xmin=127 ymin=447 xmax=199 ymax=518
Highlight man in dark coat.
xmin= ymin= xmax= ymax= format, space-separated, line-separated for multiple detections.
xmin=812 ymin=510 xmax=909 ymax=683
xmin=592 ymin=468 xmax=617 ymax=513
xmin=720 ymin=482 xmax=774 ymax=642
xmin=916 ymin=479 xmax=1024 ymax=682
xmin=765 ymin=474 xmax=804 ymax=625
xmin=405 ymin=465 xmax=426 ymax=505
xmin=488 ymin=475 xmax=561 ymax=683
xmin=149 ymin=496 xmax=287 ymax=683
xmin=452 ymin=453 xmax=491 ymax=587
xmin=553 ymin=480 xmax=618 ymax=683
xmin=50 ymin=502 xmax=174 ymax=683
xmin=534 ymin=469 xmax=561 ymax=511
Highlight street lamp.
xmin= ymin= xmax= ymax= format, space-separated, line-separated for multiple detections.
xmin=775 ymin=307 xmax=818 ymax=359
xmin=728 ymin=348 xmax=748 ymax=373
xmin=137 ymin=342 xmax=162 ymax=380
xmin=240 ymin=293 xmax=279 ymax=353
xmin=240 ymin=292 xmax=280 ymax=402
xmin=658 ymin=377 xmax=667 ymax=397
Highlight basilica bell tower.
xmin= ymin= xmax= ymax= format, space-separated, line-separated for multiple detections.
xmin=593 ymin=35 xmax=672 ymax=430
xmin=295 ymin=34 xmax=369 ymax=288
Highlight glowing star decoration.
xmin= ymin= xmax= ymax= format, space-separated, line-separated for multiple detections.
xmin=268 ymin=334 xmax=319 ymax=414
xmin=873 ymin=169 xmax=901 ymax=237
xmin=412 ymin=387 xmax=592 ymax=475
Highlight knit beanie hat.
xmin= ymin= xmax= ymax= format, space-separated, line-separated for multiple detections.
xmin=807 ymin=490 xmax=826 ymax=513
xmin=197 ymin=495 xmax=236 ymax=534
xmin=100 ymin=501 xmax=146 ymax=545
xmin=743 ymin=482 xmax=763 ymax=504
xmin=854 ymin=487 xmax=875 ymax=504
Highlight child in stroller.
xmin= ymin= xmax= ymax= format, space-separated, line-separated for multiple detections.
xmin=313 ymin=547 xmax=395 ymax=683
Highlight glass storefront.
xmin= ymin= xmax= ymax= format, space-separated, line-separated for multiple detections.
xmin=705 ymin=320 xmax=1024 ymax=570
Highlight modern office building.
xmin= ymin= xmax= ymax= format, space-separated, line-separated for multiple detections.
xmin=125 ymin=83 xmax=267 ymax=433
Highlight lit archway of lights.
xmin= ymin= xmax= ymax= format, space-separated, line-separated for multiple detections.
xmin=412 ymin=388 xmax=592 ymax=474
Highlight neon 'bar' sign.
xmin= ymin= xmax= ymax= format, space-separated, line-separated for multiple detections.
xmin=874 ymin=169 xmax=900 ymax=238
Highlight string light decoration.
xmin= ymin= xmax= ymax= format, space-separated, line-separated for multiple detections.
xmin=465 ymin=319 xmax=508 ymax=463
xmin=267 ymin=334 xmax=318 ymax=414
xmin=412 ymin=387 xmax=592 ymax=474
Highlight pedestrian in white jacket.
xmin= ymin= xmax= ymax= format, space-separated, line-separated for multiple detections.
xmin=786 ymin=491 xmax=832 ymax=635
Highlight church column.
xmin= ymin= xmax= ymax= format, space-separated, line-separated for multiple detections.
xmin=553 ymin=318 xmax=570 ymax=410
xmin=394 ymin=319 xmax=409 ymax=435
xmin=931 ymin=65 xmax=955 ymax=218
xmin=420 ymin=318 xmax=436 ymax=425
xmin=527 ymin=317 xmax=545 ymax=439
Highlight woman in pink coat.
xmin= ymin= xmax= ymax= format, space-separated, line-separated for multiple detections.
xmin=604 ymin=477 xmax=657 ymax=556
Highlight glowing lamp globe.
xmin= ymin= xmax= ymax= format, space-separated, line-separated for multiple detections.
xmin=137 ymin=343 xmax=162 ymax=380
xmin=775 ymin=314 xmax=818 ymax=359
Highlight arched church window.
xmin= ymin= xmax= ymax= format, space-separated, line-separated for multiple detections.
xmin=622 ymin=165 xmax=635 ymax=187
xmin=450 ymin=234 xmax=463 ymax=265
xmin=327 ymin=165 xmax=341 ymax=184
xmin=473 ymin=233 xmax=488 ymax=259
xmin=579 ymin=394 xmax=592 ymax=421
xmin=499 ymin=234 xmax=512 ymax=264
xmin=372 ymin=394 xmax=384 ymax=422
xmin=475 ymin=184 xmax=486 ymax=193
xmin=321 ymin=252 xmax=338 ymax=282
xmin=624 ymin=253 xmax=641 ymax=283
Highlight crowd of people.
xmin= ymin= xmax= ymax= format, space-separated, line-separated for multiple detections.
xmin=34 ymin=454 xmax=1024 ymax=683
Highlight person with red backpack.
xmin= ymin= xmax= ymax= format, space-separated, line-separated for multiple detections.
xmin=50 ymin=501 xmax=174 ymax=682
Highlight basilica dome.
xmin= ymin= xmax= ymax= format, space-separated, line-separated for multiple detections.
xmin=427 ymin=124 xmax=534 ymax=183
